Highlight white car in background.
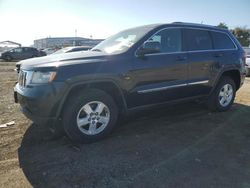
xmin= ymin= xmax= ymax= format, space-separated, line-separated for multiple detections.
xmin=244 ymin=47 xmax=250 ymax=76
xmin=52 ymin=46 xmax=92 ymax=55
xmin=42 ymin=48 xmax=57 ymax=55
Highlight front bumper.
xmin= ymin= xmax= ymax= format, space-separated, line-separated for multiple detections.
xmin=14 ymin=82 xmax=66 ymax=125
xmin=19 ymin=99 xmax=57 ymax=125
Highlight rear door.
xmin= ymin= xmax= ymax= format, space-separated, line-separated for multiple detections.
xmin=183 ymin=28 xmax=216 ymax=96
xmin=23 ymin=48 xmax=38 ymax=59
xmin=21 ymin=48 xmax=31 ymax=59
xmin=128 ymin=28 xmax=188 ymax=108
xmin=210 ymin=31 xmax=238 ymax=72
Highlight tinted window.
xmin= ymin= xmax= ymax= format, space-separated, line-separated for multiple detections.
xmin=23 ymin=48 xmax=30 ymax=52
xmin=13 ymin=48 xmax=22 ymax=53
xmin=185 ymin=29 xmax=212 ymax=51
xmin=30 ymin=48 xmax=37 ymax=52
xmin=211 ymin=32 xmax=236 ymax=49
xmin=147 ymin=28 xmax=182 ymax=53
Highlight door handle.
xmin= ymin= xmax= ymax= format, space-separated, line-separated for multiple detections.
xmin=214 ymin=53 xmax=223 ymax=58
xmin=176 ymin=56 xmax=187 ymax=61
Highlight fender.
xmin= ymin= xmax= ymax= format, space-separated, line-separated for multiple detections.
xmin=208 ymin=64 xmax=241 ymax=96
xmin=55 ymin=78 xmax=128 ymax=118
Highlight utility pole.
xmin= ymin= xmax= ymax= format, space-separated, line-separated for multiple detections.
xmin=74 ymin=29 xmax=77 ymax=46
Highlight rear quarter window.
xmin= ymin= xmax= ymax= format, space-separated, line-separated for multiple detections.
xmin=211 ymin=32 xmax=236 ymax=50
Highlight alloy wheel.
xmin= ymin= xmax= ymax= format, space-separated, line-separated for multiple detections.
xmin=218 ymin=84 xmax=233 ymax=107
xmin=76 ymin=101 xmax=110 ymax=135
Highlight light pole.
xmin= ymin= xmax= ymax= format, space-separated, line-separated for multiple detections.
xmin=74 ymin=29 xmax=77 ymax=46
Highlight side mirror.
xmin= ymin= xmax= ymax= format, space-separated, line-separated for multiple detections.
xmin=137 ymin=41 xmax=161 ymax=57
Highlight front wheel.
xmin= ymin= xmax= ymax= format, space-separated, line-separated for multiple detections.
xmin=62 ymin=89 xmax=118 ymax=143
xmin=207 ymin=76 xmax=236 ymax=112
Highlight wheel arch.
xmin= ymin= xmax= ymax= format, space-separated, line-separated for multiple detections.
xmin=212 ymin=68 xmax=241 ymax=94
xmin=57 ymin=80 xmax=128 ymax=119
xmin=220 ymin=69 xmax=241 ymax=90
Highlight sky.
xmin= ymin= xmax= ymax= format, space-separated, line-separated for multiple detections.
xmin=0 ymin=0 xmax=249 ymax=46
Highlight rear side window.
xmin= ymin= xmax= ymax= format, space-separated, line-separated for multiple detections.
xmin=211 ymin=32 xmax=236 ymax=50
xmin=185 ymin=29 xmax=212 ymax=51
xmin=148 ymin=28 xmax=182 ymax=53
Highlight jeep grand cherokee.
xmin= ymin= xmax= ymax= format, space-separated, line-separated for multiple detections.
xmin=14 ymin=22 xmax=246 ymax=143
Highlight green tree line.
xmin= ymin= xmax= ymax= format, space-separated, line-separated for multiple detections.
xmin=217 ymin=22 xmax=250 ymax=47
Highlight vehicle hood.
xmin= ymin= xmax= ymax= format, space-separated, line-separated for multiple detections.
xmin=19 ymin=51 xmax=108 ymax=70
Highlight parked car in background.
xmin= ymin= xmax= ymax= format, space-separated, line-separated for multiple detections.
xmin=52 ymin=46 xmax=91 ymax=55
xmin=14 ymin=22 xmax=246 ymax=143
xmin=243 ymin=47 xmax=250 ymax=76
xmin=1 ymin=47 xmax=46 ymax=61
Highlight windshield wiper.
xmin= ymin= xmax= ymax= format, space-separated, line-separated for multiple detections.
xmin=91 ymin=48 xmax=102 ymax=52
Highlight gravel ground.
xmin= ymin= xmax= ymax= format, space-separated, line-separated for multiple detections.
xmin=0 ymin=61 xmax=249 ymax=188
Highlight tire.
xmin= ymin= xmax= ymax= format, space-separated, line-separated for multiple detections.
xmin=207 ymin=76 xmax=236 ymax=112
xmin=62 ymin=89 xmax=118 ymax=143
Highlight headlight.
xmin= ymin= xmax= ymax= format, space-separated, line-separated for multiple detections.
xmin=31 ymin=71 xmax=57 ymax=84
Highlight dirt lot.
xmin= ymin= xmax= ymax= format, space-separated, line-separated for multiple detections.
xmin=0 ymin=61 xmax=249 ymax=188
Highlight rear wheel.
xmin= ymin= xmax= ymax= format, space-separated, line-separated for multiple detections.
xmin=207 ymin=76 xmax=236 ymax=112
xmin=62 ymin=89 xmax=118 ymax=143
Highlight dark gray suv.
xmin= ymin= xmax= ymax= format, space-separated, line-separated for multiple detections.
xmin=14 ymin=22 xmax=246 ymax=143
xmin=1 ymin=47 xmax=46 ymax=61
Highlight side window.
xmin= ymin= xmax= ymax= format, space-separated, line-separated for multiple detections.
xmin=211 ymin=32 xmax=236 ymax=50
xmin=185 ymin=29 xmax=212 ymax=51
xmin=71 ymin=48 xmax=80 ymax=52
xmin=23 ymin=48 xmax=29 ymax=52
xmin=14 ymin=48 xmax=22 ymax=53
xmin=147 ymin=28 xmax=182 ymax=53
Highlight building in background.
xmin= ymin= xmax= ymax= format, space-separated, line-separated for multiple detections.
xmin=34 ymin=37 xmax=103 ymax=50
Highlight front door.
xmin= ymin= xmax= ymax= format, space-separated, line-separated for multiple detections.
xmin=10 ymin=47 xmax=23 ymax=60
xmin=127 ymin=28 xmax=188 ymax=108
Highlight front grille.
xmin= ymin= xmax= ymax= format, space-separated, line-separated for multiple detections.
xmin=16 ymin=64 xmax=21 ymax=73
xmin=18 ymin=70 xmax=27 ymax=87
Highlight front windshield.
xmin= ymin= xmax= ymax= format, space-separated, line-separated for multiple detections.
xmin=92 ymin=26 xmax=154 ymax=54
